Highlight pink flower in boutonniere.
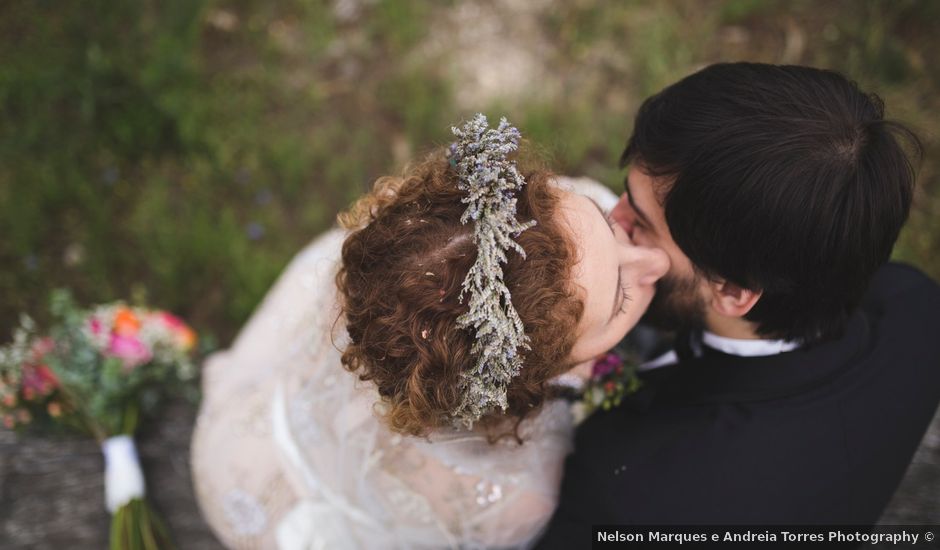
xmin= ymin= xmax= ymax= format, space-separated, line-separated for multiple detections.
xmin=577 ymin=350 xmax=642 ymax=418
xmin=107 ymin=334 xmax=152 ymax=370
xmin=591 ymin=352 xmax=622 ymax=378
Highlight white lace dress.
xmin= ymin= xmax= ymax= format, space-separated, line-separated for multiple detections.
xmin=190 ymin=177 xmax=616 ymax=549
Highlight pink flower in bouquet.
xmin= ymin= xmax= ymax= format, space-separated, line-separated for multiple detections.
xmin=89 ymin=317 xmax=103 ymax=336
xmin=35 ymin=365 xmax=58 ymax=394
xmin=30 ymin=337 xmax=55 ymax=361
xmin=107 ymin=334 xmax=153 ymax=370
xmin=21 ymin=363 xmax=58 ymax=397
xmin=158 ymin=312 xmax=197 ymax=351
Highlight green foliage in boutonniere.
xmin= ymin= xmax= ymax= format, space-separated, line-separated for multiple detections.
xmin=581 ymin=351 xmax=642 ymax=414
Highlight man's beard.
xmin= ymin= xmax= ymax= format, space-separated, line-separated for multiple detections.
xmin=642 ymin=271 xmax=707 ymax=332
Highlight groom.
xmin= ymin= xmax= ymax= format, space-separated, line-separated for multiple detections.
xmin=537 ymin=63 xmax=940 ymax=545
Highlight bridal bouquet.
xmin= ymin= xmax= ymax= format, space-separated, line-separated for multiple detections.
xmin=0 ymin=289 xmax=198 ymax=550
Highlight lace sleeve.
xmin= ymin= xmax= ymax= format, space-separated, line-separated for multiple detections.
xmin=278 ymin=366 xmax=574 ymax=549
xmin=376 ymin=401 xmax=574 ymax=549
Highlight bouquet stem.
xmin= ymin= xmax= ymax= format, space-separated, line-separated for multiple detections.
xmin=101 ymin=407 xmax=174 ymax=550
xmin=110 ymin=498 xmax=173 ymax=550
xmin=2 ymin=293 xmax=198 ymax=549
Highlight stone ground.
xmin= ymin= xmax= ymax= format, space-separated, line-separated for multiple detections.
xmin=0 ymin=401 xmax=224 ymax=549
xmin=1 ymin=401 xmax=938 ymax=549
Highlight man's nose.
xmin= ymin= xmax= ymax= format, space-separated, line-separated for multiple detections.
xmin=633 ymin=245 xmax=670 ymax=286
xmin=610 ymin=193 xmax=636 ymax=238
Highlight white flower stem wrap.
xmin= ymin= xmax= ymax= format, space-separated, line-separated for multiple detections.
xmin=449 ymin=114 xmax=536 ymax=428
xmin=101 ymin=434 xmax=146 ymax=513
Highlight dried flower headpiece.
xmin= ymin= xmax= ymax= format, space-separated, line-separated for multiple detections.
xmin=447 ymin=114 xmax=536 ymax=428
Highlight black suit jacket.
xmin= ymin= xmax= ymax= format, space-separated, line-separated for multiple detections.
xmin=536 ymin=263 xmax=940 ymax=548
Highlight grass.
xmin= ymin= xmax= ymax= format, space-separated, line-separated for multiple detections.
xmin=1 ymin=0 xmax=938 ymax=347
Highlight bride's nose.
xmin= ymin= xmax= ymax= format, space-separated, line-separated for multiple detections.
xmin=629 ymin=245 xmax=670 ymax=286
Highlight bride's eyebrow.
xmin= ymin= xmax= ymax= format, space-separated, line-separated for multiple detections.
xmin=588 ymin=199 xmax=616 ymax=236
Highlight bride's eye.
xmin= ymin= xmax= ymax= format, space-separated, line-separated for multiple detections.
xmin=618 ymin=274 xmax=631 ymax=315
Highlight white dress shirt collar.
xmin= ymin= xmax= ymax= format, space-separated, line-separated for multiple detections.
xmin=701 ymin=330 xmax=800 ymax=357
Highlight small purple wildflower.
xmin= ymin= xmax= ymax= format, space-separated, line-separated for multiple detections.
xmin=245 ymin=221 xmax=265 ymax=241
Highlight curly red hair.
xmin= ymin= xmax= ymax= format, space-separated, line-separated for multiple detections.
xmin=335 ymin=148 xmax=583 ymax=437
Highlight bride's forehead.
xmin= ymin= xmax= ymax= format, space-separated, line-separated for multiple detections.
xmin=556 ymin=192 xmax=606 ymax=244
xmin=555 ymin=193 xmax=617 ymax=339
xmin=555 ymin=192 xmax=611 ymax=281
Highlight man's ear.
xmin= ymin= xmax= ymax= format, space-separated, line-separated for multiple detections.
xmin=705 ymin=279 xmax=762 ymax=318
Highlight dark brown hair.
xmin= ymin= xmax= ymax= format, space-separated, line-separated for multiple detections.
xmin=336 ymin=148 xmax=583 ymax=437
xmin=622 ymin=62 xmax=922 ymax=343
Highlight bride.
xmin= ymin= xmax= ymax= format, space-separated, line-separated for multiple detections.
xmin=191 ymin=115 xmax=668 ymax=549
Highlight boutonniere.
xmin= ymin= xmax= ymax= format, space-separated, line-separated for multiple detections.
xmin=580 ymin=350 xmax=642 ymax=415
